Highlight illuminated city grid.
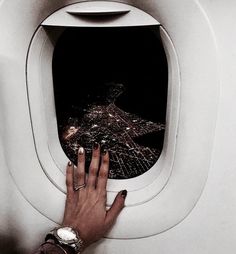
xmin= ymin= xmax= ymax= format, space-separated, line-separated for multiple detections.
xmin=60 ymin=84 xmax=165 ymax=179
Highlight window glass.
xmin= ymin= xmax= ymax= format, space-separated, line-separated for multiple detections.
xmin=52 ymin=26 xmax=168 ymax=179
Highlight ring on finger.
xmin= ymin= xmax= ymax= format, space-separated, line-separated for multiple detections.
xmin=74 ymin=183 xmax=86 ymax=191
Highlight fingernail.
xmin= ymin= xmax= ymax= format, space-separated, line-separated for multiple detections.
xmin=78 ymin=147 xmax=84 ymax=155
xmin=101 ymin=148 xmax=108 ymax=156
xmin=121 ymin=190 xmax=127 ymax=199
xmin=68 ymin=161 xmax=72 ymax=166
xmin=93 ymin=142 xmax=99 ymax=150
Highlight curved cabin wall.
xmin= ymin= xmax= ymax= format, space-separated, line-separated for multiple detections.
xmin=0 ymin=0 xmax=220 ymax=240
xmin=26 ymin=3 xmax=180 ymax=210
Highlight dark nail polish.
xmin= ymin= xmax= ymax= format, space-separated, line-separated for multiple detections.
xmin=93 ymin=142 xmax=99 ymax=150
xmin=102 ymin=149 xmax=107 ymax=156
xmin=121 ymin=190 xmax=127 ymax=199
xmin=101 ymin=146 xmax=108 ymax=156
xmin=68 ymin=161 xmax=72 ymax=166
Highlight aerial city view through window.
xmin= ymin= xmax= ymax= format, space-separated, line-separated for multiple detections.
xmin=53 ymin=27 xmax=168 ymax=179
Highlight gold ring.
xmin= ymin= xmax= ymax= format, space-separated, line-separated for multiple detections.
xmin=74 ymin=183 xmax=86 ymax=191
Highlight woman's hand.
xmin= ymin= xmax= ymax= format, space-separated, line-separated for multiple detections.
xmin=62 ymin=143 xmax=127 ymax=249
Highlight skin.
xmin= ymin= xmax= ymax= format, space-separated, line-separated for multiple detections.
xmin=62 ymin=144 xmax=127 ymax=249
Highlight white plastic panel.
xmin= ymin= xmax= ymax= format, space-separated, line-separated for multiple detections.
xmin=66 ymin=4 xmax=130 ymax=15
xmin=0 ymin=0 xmax=219 ymax=240
xmin=42 ymin=2 xmax=159 ymax=27
xmin=3 ymin=0 xmax=236 ymax=253
xmin=26 ymin=25 xmax=179 ymax=207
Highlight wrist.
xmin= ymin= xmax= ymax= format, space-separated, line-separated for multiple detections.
xmin=45 ymin=226 xmax=84 ymax=254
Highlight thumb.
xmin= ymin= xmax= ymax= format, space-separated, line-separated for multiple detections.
xmin=105 ymin=190 xmax=127 ymax=227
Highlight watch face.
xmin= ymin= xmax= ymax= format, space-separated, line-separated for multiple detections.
xmin=57 ymin=227 xmax=77 ymax=241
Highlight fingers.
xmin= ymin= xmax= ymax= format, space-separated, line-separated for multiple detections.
xmin=76 ymin=147 xmax=86 ymax=186
xmin=105 ymin=190 xmax=127 ymax=227
xmin=66 ymin=161 xmax=74 ymax=195
xmin=87 ymin=142 xmax=100 ymax=189
xmin=72 ymin=146 xmax=109 ymax=192
xmin=96 ymin=148 xmax=109 ymax=192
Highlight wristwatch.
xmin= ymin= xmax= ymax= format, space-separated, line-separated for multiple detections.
xmin=45 ymin=226 xmax=84 ymax=254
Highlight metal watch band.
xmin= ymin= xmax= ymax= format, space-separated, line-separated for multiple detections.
xmin=45 ymin=227 xmax=84 ymax=254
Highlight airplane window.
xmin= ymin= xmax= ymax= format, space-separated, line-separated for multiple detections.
xmin=52 ymin=26 xmax=168 ymax=179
